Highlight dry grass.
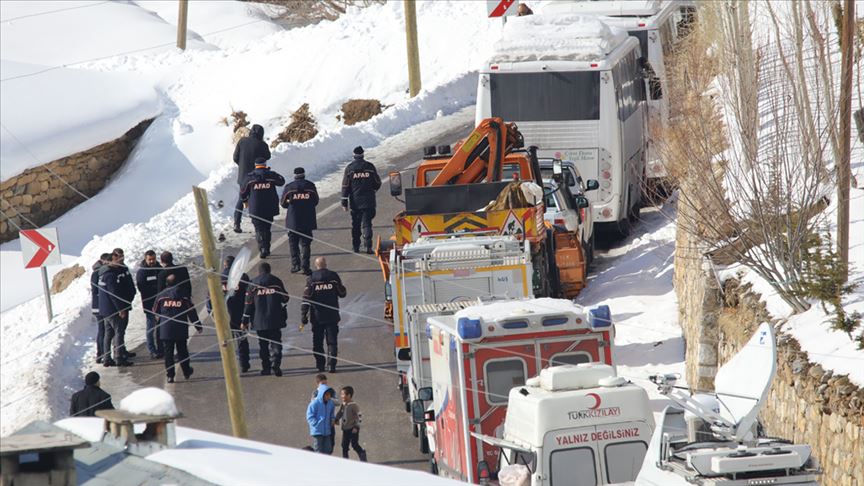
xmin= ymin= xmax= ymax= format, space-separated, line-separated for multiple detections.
xmin=271 ymin=103 xmax=319 ymax=148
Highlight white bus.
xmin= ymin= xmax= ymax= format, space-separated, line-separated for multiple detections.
xmin=542 ymin=1 xmax=689 ymax=186
xmin=476 ymin=15 xmax=647 ymax=237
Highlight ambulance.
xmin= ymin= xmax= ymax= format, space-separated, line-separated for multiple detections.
xmin=473 ymin=364 xmax=655 ymax=486
xmin=413 ymin=299 xmax=615 ymax=482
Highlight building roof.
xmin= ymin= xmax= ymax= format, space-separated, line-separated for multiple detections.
xmin=11 ymin=421 xmax=213 ymax=486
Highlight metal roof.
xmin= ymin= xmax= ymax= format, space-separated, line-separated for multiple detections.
xmin=11 ymin=421 xmax=213 ymax=486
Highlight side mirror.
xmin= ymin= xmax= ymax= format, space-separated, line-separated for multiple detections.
xmin=585 ymin=179 xmax=599 ymax=191
xmin=552 ymin=159 xmax=563 ymax=176
xmin=397 ymin=348 xmax=411 ymax=361
xmin=418 ymin=386 xmax=433 ymax=401
xmin=575 ymin=196 xmax=590 ymax=209
xmin=412 ymin=400 xmax=435 ymax=423
xmin=390 ymin=171 xmax=403 ymax=197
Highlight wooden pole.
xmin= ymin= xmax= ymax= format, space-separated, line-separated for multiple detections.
xmin=192 ymin=186 xmax=248 ymax=438
xmin=837 ymin=0 xmax=854 ymax=281
xmin=403 ymin=0 xmax=421 ymax=97
xmin=177 ymin=0 xmax=189 ymax=50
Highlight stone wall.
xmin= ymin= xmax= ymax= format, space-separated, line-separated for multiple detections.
xmin=675 ymin=214 xmax=864 ymax=486
xmin=0 ymin=119 xmax=153 ymax=243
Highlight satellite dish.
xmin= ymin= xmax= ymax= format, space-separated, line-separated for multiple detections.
xmin=714 ymin=322 xmax=776 ymax=441
xmin=226 ymin=247 xmax=251 ymax=297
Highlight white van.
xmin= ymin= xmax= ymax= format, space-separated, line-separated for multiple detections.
xmin=474 ymin=364 xmax=655 ymax=485
xmin=476 ymin=15 xmax=648 ymax=237
xmin=542 ymin=1 xmax=688 ymax=185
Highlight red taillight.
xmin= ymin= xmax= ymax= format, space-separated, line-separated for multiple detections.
xmin=580 ymin=208 xmax=586 ymax=221
xmin=638 ymin=22 xmax=646 ymax=27
xmin=490 ymin=65 xmax=499 ymax=70
xmin=590 ymin=63 xmax=599 ymax=68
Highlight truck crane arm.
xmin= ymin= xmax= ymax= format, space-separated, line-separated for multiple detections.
xmin=428 ymin=117 xmax=525 ymax=186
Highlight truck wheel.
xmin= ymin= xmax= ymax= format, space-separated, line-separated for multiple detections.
xmin=420 ymin=433 xmax=430 ymax=454
xmin=412 ymin=423 xmax=419 ymax=437
xmin=430 ymin=458 xmax=439 ymax=475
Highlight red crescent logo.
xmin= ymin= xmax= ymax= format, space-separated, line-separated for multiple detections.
xmin=586 ymin=393 xmax=601 ymax=410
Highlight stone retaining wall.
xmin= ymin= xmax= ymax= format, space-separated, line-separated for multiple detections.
xmin=675 ymin=214 xmax=864 ymax=486
xmin=0 ymin=119 xmax=153 ymax=243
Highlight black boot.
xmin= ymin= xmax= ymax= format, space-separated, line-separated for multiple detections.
xmin=359 ymin=451 xmax=368 ymax=462
xmin=290 ymin=264 xmax=301 ymax=273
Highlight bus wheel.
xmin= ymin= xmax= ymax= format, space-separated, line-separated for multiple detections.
xmin=430 ymin=458 xmax=439 ymax=475
xmin=628 ymin=202 xmax=641 ymax=224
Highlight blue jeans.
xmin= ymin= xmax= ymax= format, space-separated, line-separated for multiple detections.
xmin=312 ymin=434 xmax=333 ymax=454
xmin=145 ymin=311 xmax=163 ymax=356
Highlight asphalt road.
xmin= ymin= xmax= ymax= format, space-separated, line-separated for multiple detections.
xmin=110 ymin=115 xmax=474 ymax=472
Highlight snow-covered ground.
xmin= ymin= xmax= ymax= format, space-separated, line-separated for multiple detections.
xmin=56 ymin=416 xmax=465 ymax=485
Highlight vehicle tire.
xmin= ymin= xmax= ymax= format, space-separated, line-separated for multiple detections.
xmin=412 ymin=423 xmax=419 ymax=438
xmin=430 ymin=458 xmax=439 ymax=475
xmin=584 ymin=235 xmax=595 ymax=269
xmin=404 ymin=399 xmax=411 ymax=413
xmin=420 ymin=433 xmax=430 ymax=454
xmin=628 ymin=201 xmax=641 ymax=224
xmin=615 ymin=217 xmax=632 ymax=239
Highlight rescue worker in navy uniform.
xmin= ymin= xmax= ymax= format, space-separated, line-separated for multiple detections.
xmin=98 ymin=248 xmax=136 ymax=367
xmin=136 ymin=250 xmax=163 ymax=359
xmin=156 ymin=251 xmax=192 ymax=299
xmin=233 ymin=124 xmax=271 ymax=233
xmin=242 ymin=262 xmax=289 ymax=376
xmin=207 ymin=255 xmax=251 ymax=372
xmin=153 ymin=274 xmax=202 ymax=383
xmin=281 ymin=166 xmax=319 ymax=275
xmin=301 ymin=257 xmax=347 ymax=373
xmin=241 ymin=158 xmax=285 ymax=258
xmin=341 ymin=146 xmax=381 ymax=254
xmin=91 ymin=252 xmax=111 ymax=364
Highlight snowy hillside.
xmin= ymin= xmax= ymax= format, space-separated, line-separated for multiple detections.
xmin=0 ymin=0 xmax=503 ymax=436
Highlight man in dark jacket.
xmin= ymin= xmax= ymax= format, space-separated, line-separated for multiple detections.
xmin=233 ymin=124 xmax=271 ymax=232
xmin=98 ymin=248 xmax=136 ymax=367
xmin=301 ymin=257 xmax=347 ymax=373
xmin=341 ymin=146 xmax=381 ymax=254
xmin=70 ymin=371 xmax=113 ymax=417
xmin=136 ymin=250 xmax=163 ymax=359
xmin=153 ymin=274 xmax=203 ymax=383
xmin=241 ymin=158 xmax=285 ymax=258
xmin=91 ymin=253 xmax=111 ymax=364
xmin=207 ymin=255 xmax=251 ymax=372
xmin=242 ymin=262 xmax=288 ymax=376
xmin=157 ymin=251 xmax=192 ymax=299
xmin=281 ymin=166 xmax=319 ymax=274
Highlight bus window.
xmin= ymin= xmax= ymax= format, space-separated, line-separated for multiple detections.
xmin=550 ymin=447 xmax=597 ymax=486
xmin=604 ymin=441 xmax=648 ymax=483
xmin=549 ymin=352 xmax=591 ymax=367
xmin=485 ymin=358 xmax=527 ymax=404
xmin=490 ymin=72 xmax=600 ymax=122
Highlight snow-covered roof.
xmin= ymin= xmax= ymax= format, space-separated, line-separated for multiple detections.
xmin=541 ymin=1 xmax=665 ymax=18
xmin=489 ymin=14 xmax=629 ymax=63
xmin=56 ymin=418 xmax=466 ymax=486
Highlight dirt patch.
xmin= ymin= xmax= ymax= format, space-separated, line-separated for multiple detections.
xmin=271 ymin=103 xmax=319 ymax=148
xmin=340 ymin=99 xmax=382 ymax=126
xmin=220 ymin=109 xmax=250 ymax=134
xmin=51 ymin=264 xmax=85 ymax=294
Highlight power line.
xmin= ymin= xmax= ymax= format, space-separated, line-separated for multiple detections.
xmin=0 ymin=1 xmax=111 ymax=23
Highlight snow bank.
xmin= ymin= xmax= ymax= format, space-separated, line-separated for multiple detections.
xmin=56 ymin=417 xmax=465 ymax=485
xmin=0 ymin=1 xmax=209 ymax=67
xmin=489 ymin=14 xmax=628 ymax=63
xmin=119 ymin=387 xmax=179 ymax=417
xmin=0 ymin=60 xmax=161 ymax=180
xmin=0 ymin=251 xmax=76 ymax=311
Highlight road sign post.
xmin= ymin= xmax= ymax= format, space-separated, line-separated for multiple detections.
xmin=20 ymin=228 xmax=61 ymax=321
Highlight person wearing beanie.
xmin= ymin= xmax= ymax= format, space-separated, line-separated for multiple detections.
xmin=70 ymin=371 xmax=114 ymax=417
xmin=233 ymin=124 xmax=271 ymax=233
xmin=240 ymin=157 xmax=285 ymax=258
xmin=341 ymin=146 xmax=381 ymax=253
xmin=281 ymin=167 xmax=320 ymax=274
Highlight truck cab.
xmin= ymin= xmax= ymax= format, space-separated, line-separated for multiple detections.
xmin=475 ymin=364 xmax=655 ymax=486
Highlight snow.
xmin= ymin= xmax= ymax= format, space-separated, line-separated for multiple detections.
xmin=0 ymin=251 xmax=76 ymax=311
xmin=454 ymin=297 xmax=588 ymax=320
xmin=489 ymin=14 xmax=629 ymax=63
xmin=118 ymin=387 xmax=179 ymax=417
xmin=1 ymin=60 xmax=161 ymax=181
xmin=55 ymin=417 xmax=467 ymax=486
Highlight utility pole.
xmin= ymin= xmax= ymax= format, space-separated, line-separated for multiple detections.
xmin=837 ymin=0 xmax=854 ymax=281
xmin=403 ymin=0 xmax=421 ymax=97
xmin=192 ymin=186 xmax=248 ymax=438
xmin=177 ymin=0 xmax=189 ymax=50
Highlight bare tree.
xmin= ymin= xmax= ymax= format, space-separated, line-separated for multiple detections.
xmin=663 ymin=0 xmax=851 ymax=312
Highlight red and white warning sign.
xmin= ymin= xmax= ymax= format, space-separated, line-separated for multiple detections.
xmin=20 ymin=228 xmax=61 ymax=269
xmin=487 ymin=0 xmax=517 ymax=18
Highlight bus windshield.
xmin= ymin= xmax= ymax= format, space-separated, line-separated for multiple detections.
xmin=490 ymin=71 xmax=600 ymax=122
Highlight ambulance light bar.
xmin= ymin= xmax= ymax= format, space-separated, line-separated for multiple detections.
xmin=457 ymin=317 xmax=483 ymax=339
xmin=588 ymin=305 xmax=612 ymax=329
